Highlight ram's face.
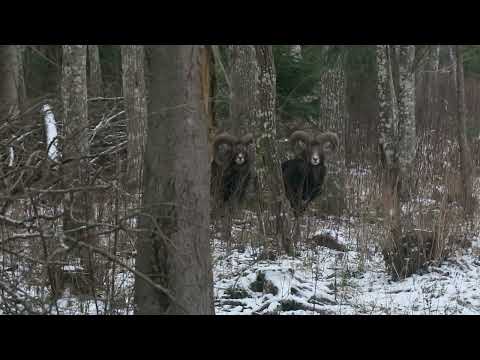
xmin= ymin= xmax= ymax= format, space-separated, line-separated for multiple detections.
xmin=233 ymin=145 xmax=248 ymax=165
xmin=309 ymin=144 xmax=322 ymax=166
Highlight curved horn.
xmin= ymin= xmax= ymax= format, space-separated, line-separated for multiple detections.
xmin=289 ymin=130 xmax=313 ymax=148
xmin=213 ymin=133 xmax=237 ymax=165
xmin=315 ymin=132 xmax=339 ymax=153
xmin=240 ymin=133 xmax=254 ymax=145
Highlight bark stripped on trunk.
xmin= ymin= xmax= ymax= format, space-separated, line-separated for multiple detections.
xmin=121 ymin=45 xmax=147 ymax=195
xmin=135 ymin=45 xmax=214 ymax=315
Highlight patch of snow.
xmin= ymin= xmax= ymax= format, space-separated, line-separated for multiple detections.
xmin=42 ymin=104 xmax=59 ymax=161
xmin=8 ymin=146 xmax=14 ymax=167
xmin=213 ymin=218 xmax=480 ymax=315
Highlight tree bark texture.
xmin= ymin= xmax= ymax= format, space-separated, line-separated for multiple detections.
xmin=199 ymin=45 xmax=217 ymax=163
xmin=121 ymin=45 xmax=147 ymax=195
xmin=87 ymin=45 xmax=104 ymax=97
xmin=376 ymin=45 xmax=402 ymax=247
xmin=16 ymin=45 xmax=27 ymax=109
xmin=61 ymin=45 xmax=93 ymax=275
xmin=454 ymin=45 xmax=474 ymax=216
xmin=318 ymin=50 xmax=347 ymax=172
xmin=228 ymin=45 xmax=258 ymax=135
xmin=0 ymin=45 xmax=20 ymax=116
xmin=377 ymin=45 xmax=417 ymax=278
xmin=135 ymin=45 xmax=214 ymax=315
xmin=255 ymin=45 xmax=293 ymax=255
xmin=396 ymin=45 xmax=416 ymax=175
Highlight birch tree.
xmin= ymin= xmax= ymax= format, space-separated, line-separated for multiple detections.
xmin=134 ymin=45 xmax=214 ymax=314
xmin=376 ymin=45 xmax=417 ymax=277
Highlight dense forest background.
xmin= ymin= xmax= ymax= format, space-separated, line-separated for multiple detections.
xmin=1 ymin=45 xmax=480 ymax=315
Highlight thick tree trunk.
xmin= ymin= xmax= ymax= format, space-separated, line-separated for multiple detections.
xmin=318 ymin=49 xmax=347 ymax=159
xmin=0 ymin=45 xmax=20 ymax=116
xmin=121 ymin=45 xmax=147 ymax=195
xmin=199 ymin=45 xmax=217 ymax=164
xmin=135 ymin=45 xmax=214 ymax=315
xmin=255 ymin=45 xmax=293 ymax=255
xmin=87 ymin=45 xmax=104 ymax=97
xmin=396 ymin=45 xmax=416 ymax=199
xmin=454 ymin=45 xmax=474 ymax=217
xmin=61 ymin=45 xmax=94 ymax=287
xmin=220 ymin=45 xmax=258 ymax=250
xmin=228 ymin=45 xmax=258 ymax=134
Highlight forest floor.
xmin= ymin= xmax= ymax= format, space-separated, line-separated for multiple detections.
xmin=213 ymin=216 xmax=480 ymax=315
xmin=3 ymin=213 xmax=480 ymax=315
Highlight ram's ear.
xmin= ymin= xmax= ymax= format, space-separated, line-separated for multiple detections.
xmin=240 ymin=133 xmax=254 ymax=146
xmin=316 ymin=132 xmax=339 ymax=156
xmin=213 ymin=133 xmax=237 ymax=166
xmin=214 ymin=143 xmax=233 ymax=166
xmin=289 ymin=130 xmax=311 ymax=157
xmin=296 ymin=140 xmax=307 ymax=149
xmin=290 ymin=130 xmax=312 ymax=149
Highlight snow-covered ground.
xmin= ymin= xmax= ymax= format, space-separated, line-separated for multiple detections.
xmin=213 ymin=220 xmax=480 ymax=315
xmin=2 ymin=216 xmax=479 ymax=315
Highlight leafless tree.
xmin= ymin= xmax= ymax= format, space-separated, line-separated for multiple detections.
xmin=134 ymin=45 xmax=214 ymax=314
xmin=255 ymin=45 xmax=294 ymax=255
xmin=228 ymin=45 xmax=258 ymax=134
xmin=376 ymin=45 xmax=417 ymax=278
xmin=454 ymin=45 xmax=474 ymax=217
xmin=121 ymin=45 xmax=147 ymax=195
xmin=61 ymin=45 xmax=94 ymax=288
